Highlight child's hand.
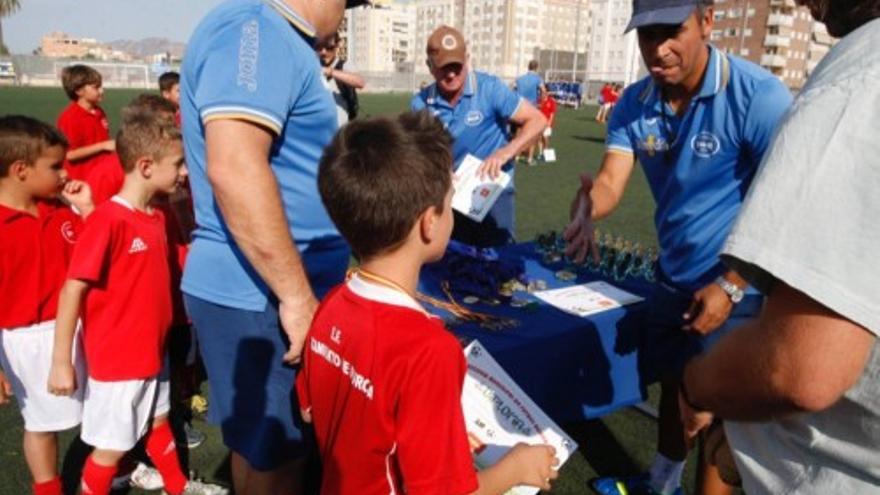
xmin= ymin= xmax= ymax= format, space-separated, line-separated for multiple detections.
xmin=47 ymin=363 xmax=77 ymax=397
xmin=102 ymin=140 xmax=116 ymax=152
xmin=506 ymin=443 xmax=559 ymax=491
xmin=0 ymin=371 xmax=13 ymax=405
xmin=300 ymin=407 xmax=312 ymax=424
xmin=61 ymin=180 xmax=95 ymax=217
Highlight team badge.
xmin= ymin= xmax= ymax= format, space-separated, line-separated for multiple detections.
xmin=465 ymin=110 xmax=484 ymax=126
xmin=691 ymin=131 xmax=721 ymax=158
xmin=638 ymin=134 xmax=669 ymax=157
xmin=60 ymin=221 xmax=77 ymax=244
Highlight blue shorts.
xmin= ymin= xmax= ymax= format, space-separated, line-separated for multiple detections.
xmin=184 ymin=238 xmax=349 ymax=470
xmin=641 ymin=277 xmax=763 ymax=382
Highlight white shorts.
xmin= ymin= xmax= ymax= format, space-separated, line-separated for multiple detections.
xmin=0 ymin=320 xmax=85 ymax=432
xmin=543 ymin=127 xmax=553 ymax=138
xmin=81 ymin=365 xmax=170 ymax=451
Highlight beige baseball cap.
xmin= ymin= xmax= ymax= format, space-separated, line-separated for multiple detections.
xmin=426 ymin=25 xmax=467 ymax=68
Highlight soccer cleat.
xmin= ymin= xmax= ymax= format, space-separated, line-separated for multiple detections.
xmin=590 ymin=473 xmax=684 ymax=495
xmin=130 ymin=462 xmax=165 ymax=490
xmin=189 ymin=394 xmax=208 ymax=415
xmin=164 ymin=480 xmax=229 ymax=495
xmin=184 ymin=423 xmax=206 ymax=449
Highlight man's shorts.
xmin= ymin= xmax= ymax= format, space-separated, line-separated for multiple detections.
xmin=184 ymin=237 xmax=349 ymax=471
xmin=0 ymin=320 xmax=85 ymax=432
xmin=640 ymin=277 xmax=764 ymax=382
xmin=80 ymin=366 xmax=170 ymax=451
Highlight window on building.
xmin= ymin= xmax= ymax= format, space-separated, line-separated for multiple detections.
xmin=714 ymin=10 xmax=726 ymax=20
xmin=741 ymin=48 xmax=750 ymax=56
xmin=711 ymin=29 xmax=723 ymax=40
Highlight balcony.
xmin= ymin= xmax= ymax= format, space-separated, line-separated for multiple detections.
xmin=769 ymin=0 xmax=796 ymax=8
xmin=761 ymin=54 xmax=787 ymax=67
xmin=764 ymin=34 xmax=791 ymax=47
xmin=767 ymin=14 xmax=795 ymax=27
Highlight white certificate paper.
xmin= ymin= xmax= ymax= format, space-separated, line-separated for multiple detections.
xmin=452 ymin=154 xmax=512 ymax=222
xmin=533 ymin=281 xmax=644 ymax=318
xmin=462 ymin=340 xmax=578 ymax=495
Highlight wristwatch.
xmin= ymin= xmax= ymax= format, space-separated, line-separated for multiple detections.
xmin=714 ymin=276 xmax=744 ymax=304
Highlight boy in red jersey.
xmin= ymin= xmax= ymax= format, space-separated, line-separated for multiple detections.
xmin=0 ymin=115 xmax=94 ymax=495
xmin=47 ymin=116 xmax=224 ymax=495
xmin=296 ymin=111 xmax=559 ymax=495
xmin=56 ymin=65 xmax=115 ymax=183
xmin=537 ymin=86 xmax=557 ymax=161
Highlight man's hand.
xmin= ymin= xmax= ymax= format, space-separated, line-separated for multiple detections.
xmin=683 ymin=282 xmax=734 ymax=334
xmin=0 ymin=371 xmax=13 ymax=405
xmin=478 ymin=149 xmax=511 ymax=180
xmin=47 ymin=362 xmax=77 ymax=397
xmin=680 ymin=390 xmax=713 ymax=440
xmin=280 ymin=296 xmax=319 ymax=365
xmin=506 ymin=443 xmax=559 ymax=491
xmin=61 ymin=179 xmax=95 ymax=217
xmin=563 ymin=172 xmax=600 ymax=264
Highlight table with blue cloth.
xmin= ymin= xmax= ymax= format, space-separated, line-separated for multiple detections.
xmin=420 ymin=241 xmax=655 ymax=424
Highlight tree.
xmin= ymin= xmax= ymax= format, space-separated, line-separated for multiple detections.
xmin=0 ymin=0 xmax=22 ymax=56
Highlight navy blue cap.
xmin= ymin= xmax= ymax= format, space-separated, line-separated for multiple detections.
xmin=625 ymin=0 xmax=704 ymax=33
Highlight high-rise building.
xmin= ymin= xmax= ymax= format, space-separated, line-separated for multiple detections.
xmin=346 ymin=1 xmax=416 ymax=73
xmin=586 ymin=0 xmax=644 ymax=85
xmin=536 ymin=0 xmax=592 ymax=80
xmin=711 ymin=0 xmax=832 ymax=90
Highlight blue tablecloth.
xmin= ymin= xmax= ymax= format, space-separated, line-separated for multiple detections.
xmin=420 ymin=242 xmax=655 ymax=424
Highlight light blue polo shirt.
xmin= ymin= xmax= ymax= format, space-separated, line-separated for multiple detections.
xmin=411 ymin=70 xmax=523 ymax=241
xmin=606 ymin=46 xmax=792 ymax=291
xmin=180 ymin=0 xmax=342 ymax=311
xmin=516 ymin=71 xmax=543 ymax=105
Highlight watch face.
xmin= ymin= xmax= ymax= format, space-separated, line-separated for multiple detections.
xmin=731 ymin=291 xmax=744 ymax=303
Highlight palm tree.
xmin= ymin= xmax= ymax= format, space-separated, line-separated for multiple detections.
xmin=0 ymin=0 xmax=22 ymax=55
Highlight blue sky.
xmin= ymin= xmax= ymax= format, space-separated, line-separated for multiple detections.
xmin=3 ymin=0 xmax=225 ymax=54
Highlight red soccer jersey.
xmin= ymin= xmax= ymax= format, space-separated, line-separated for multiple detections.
xmin=56 ymin=102 xmax=111 ymax=182
xmin=540 ymin=97 xmax=557 ymax=123
xmin=86 ymin=153 xmax=124 ymax=204
xmin=67 ymin=197 xmax=171 ymax=381
xmin=0 ymin=202 xmax=81 ymax=329
xmin=296 ymin=276 xmax=479 ymax=495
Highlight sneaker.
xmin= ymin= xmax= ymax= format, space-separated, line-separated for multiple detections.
xmin=184 ymin=422 xmax=206 ymax=449
xmin=111 ymin=471 xmax=132 ymax=491
xmin=164 ymin=480 xmax=229 ymax=495
xmin=130 ymin=462 xmax=165 ymax=490
xmin=590 ymin=473 xmax=683 ymax=495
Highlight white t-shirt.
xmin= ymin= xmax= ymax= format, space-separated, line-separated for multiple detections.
xmin=322 ymin=58 xmax=356 ymax=128
xmin=721 ymin=18 xmax=880 ymax=495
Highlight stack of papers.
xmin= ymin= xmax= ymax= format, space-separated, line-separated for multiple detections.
xmin=532 ymin=281 xmax=644 ymax=318
xmin=462 ymin=340 xmax=578 ymax=495
xmin=452 ymin=154 xmax=512 ymax=222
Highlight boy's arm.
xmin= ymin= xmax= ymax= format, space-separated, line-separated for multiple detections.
xmin=66 ymin=140 xmax=115 ymax=163
xmin=472 ymin=443 xmax=559 ymax=494
xmin=48 ymin=279 xmax=88 ymax=396
xmin=60 ymin=179 xmax=95 ymax=218
xmin=0 ymin=370 xmax=12 ymax=405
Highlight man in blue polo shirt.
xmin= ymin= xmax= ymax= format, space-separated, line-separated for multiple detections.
xmin=563 ymin=1 xmax=791 ymax=494
xmin=179 ymin=1 xmax=365 ymax=493
xmin=412 ymin=26 xmax=546 ymax=247
xmin=515 ymin=60 xmax=545 ymax=165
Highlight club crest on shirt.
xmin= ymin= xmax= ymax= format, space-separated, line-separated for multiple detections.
xmin=691 ymin=131 xmax=721 ymax=158
xmin=465 ymin=110 xmax=484 ymax=126
xmin=60 ymin=220 xmax=77 ymax=244
xmin=637 ymin=134 xmax=670 ymax=157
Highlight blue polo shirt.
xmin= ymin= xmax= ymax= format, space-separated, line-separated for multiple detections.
xmin=606 ymin=46 xmax=792 ymax=291
xmin=180 ymin=0 xmax=342 ymax=311
xmin=411 ymin=70 xmax=523 ymax=244
xmin=516 ymin=71 xmax=543 ymax=105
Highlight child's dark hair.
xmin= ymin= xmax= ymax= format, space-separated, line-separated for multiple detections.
xmin=116 ymin=114 xmax=182 ymax=173
xmin=158 ymin=71 xmax=180 ymax=93
xmin=318 ymin=111 xmax=453 ymax=260
xmin=61 ymin=64 xmax=102 ymax=101
xmin=122 ymin=93 xmax=177 ymax=125
xmin=0 ymin=115 xmax=68 ymax=177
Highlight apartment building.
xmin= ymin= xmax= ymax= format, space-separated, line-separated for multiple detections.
xmin=539 ymin=0 xmax=591 ymax=80
xmin=346 ymin=1 xmax=416 ymax=72
xmin=711 ymin=0 xmax=833 ymax=90
xmin=587 ymin=0 xmax=644 ymax=85
xmin=40 ymin=32 xmax=132 ymax=62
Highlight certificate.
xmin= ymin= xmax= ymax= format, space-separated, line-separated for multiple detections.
xmin=452 ymin=154 xmax=512 ymax=223
xmin=533 ymin=281 xmax=644 ymax=317
xmin=462 ymin=340 xmax=578 ymax=495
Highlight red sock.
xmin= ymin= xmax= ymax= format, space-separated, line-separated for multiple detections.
xmin=32 ymin=477 xmax=62 ymax=495
xmin=145 ymin=421 xmax=187 ymax=495
xmin=81 ymin=456 xmax=117 ymax=495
